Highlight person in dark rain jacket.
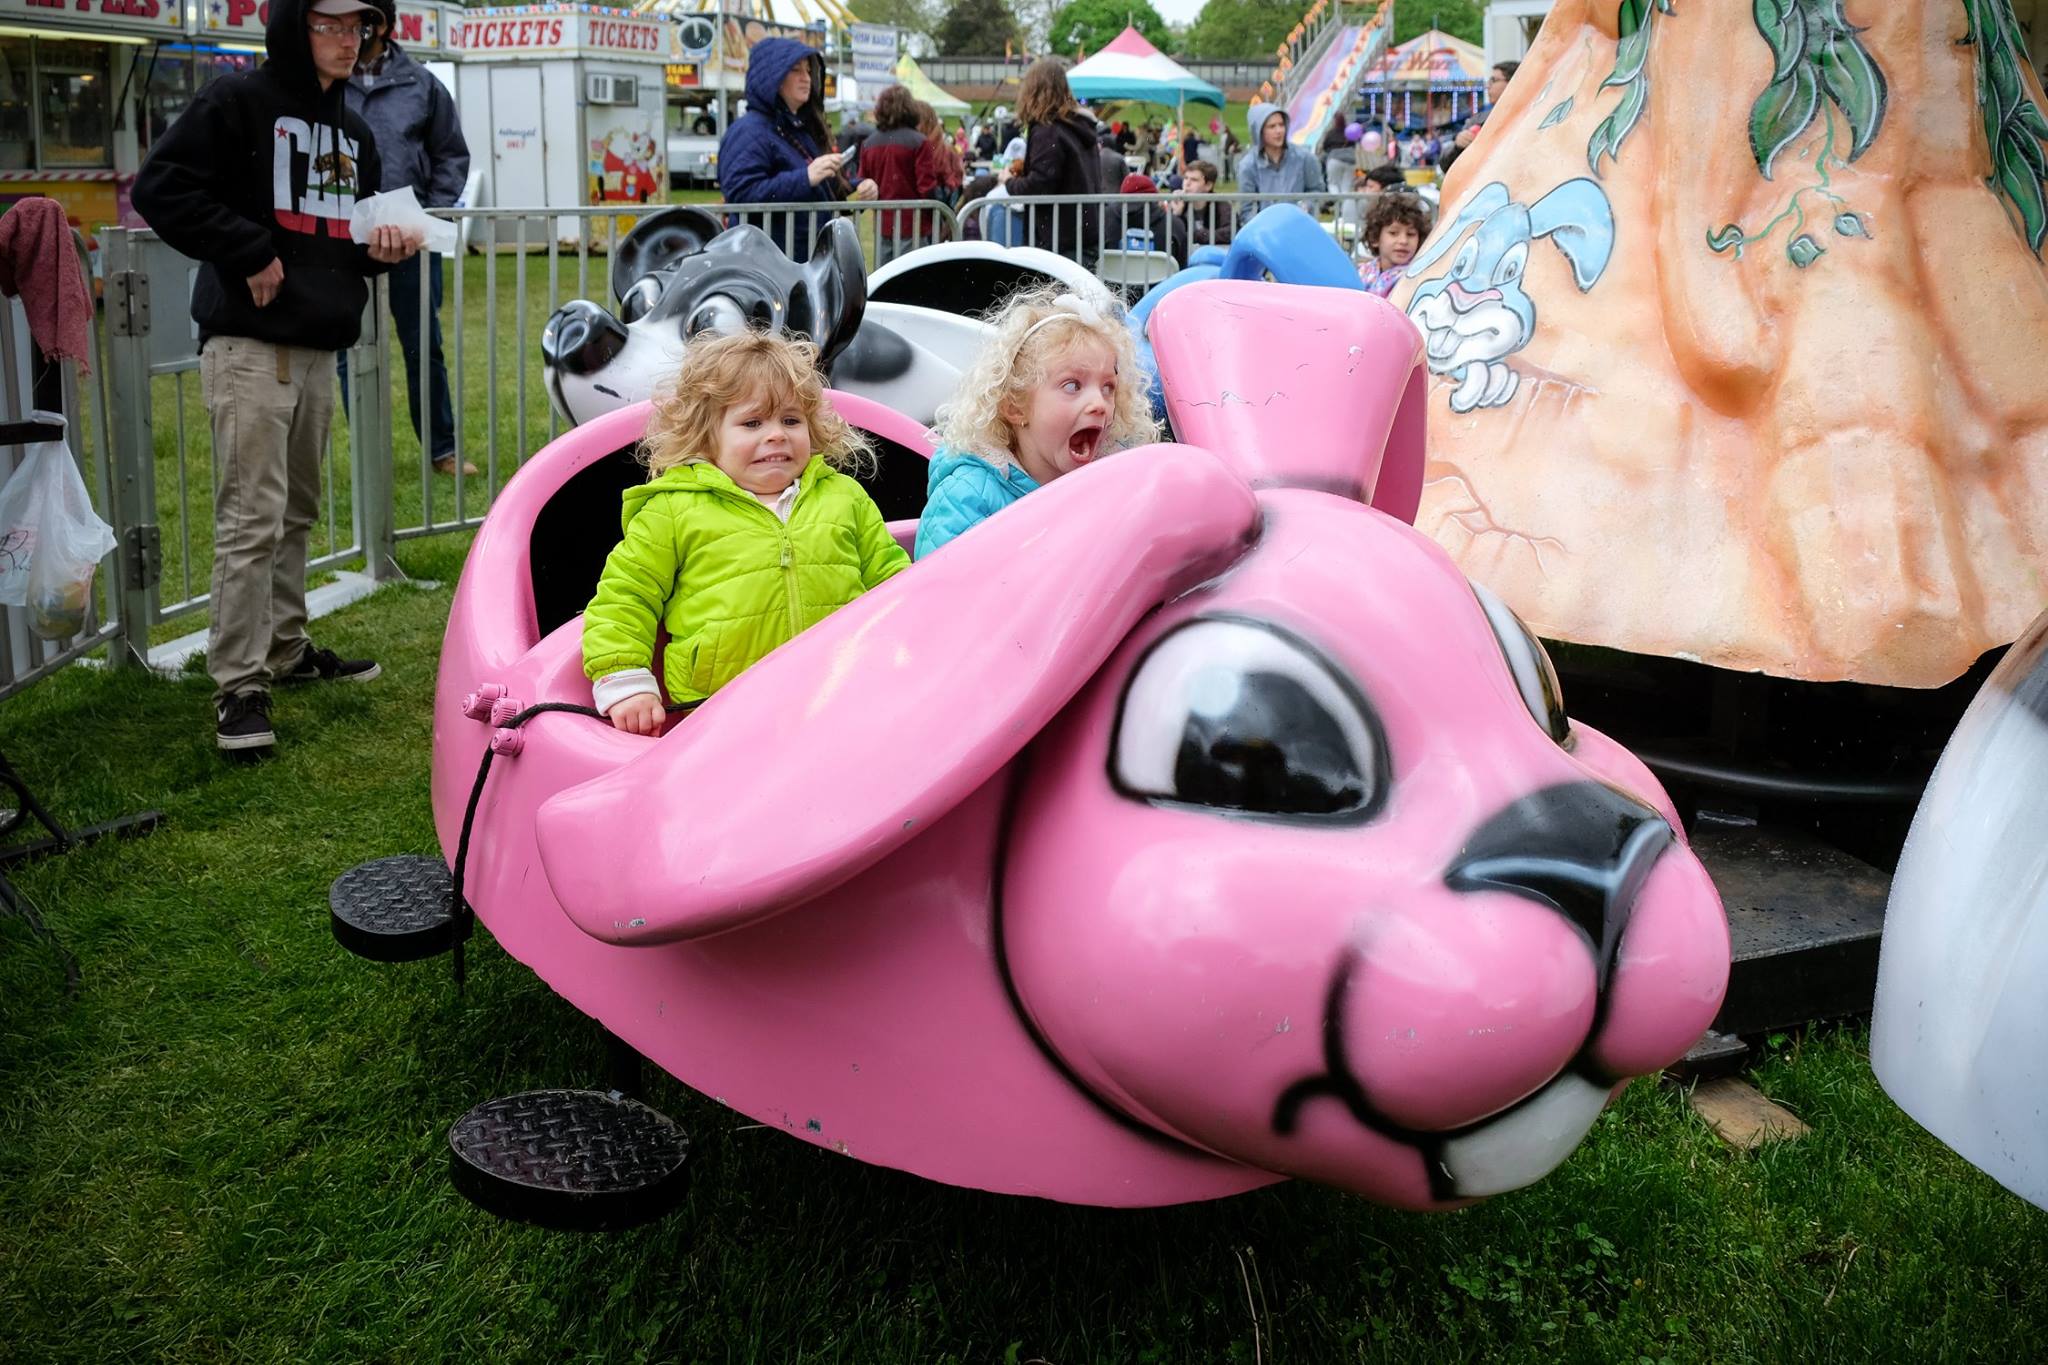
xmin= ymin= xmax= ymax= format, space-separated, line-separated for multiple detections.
xmin=132 ymin=0 xmax=421 ymax=754
xmin=996 ymin=58 xmax=1103 ymax=262
xmin=345 ymin=0 xmax=471 ymax=474
xmin=717 ymin=37 xmax=877 ymax=262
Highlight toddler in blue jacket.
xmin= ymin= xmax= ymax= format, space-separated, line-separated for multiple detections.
xmin=915 ymin=285 xmax=1157 ymax=558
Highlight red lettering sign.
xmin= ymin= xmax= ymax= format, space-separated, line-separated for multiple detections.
xmin=396 ymin=12 xmax=421 ymax=42
xmin=588 ymin=20 xmax=658 ymax=52
xmin=455 ymin=15 xmax=569 ymax=51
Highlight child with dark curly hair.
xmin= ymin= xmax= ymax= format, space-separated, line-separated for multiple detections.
xmin=1357 ymin=192 xmax=1432 ymax=299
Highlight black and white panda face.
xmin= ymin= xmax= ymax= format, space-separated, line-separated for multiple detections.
xmin=538 ymin=220 xmax=1092 ymax=434
xmin=610 ymin=223 xmax=859 ymax=343
xmin=541 ymin=214 xmax=869 ymax=426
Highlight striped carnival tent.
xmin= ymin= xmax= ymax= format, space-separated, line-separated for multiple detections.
xmin=1064 ymin=27 xmax=1226 ymax=110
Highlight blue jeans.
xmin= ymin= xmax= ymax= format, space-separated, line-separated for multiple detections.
xmin=338 ymin=252 xmax=456 ymax=462
xmin=978 ymin=202 xmax=1028 ymax=247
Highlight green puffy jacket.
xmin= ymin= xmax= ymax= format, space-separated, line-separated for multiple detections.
xmin=582 ymin=456 xmax=909 ymax=703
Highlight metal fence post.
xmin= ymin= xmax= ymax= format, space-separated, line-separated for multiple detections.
xmin=99 ymin=229 xmax=158 ymax=671
xmin=348 ymin=276 xmax=401 ymax=582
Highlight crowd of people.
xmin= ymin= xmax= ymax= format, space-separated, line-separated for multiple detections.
xmin=595 ymin=47 xmax=1537 ymax=735
xmin=713 ymin=49 xmax=1529 ymax=291
xmin=624 ymin=50 xmax=1541 ymax=731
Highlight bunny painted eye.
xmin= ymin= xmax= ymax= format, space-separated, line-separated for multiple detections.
xmin=1491 ymin=243 xmax=1529 ymax=288
xmin=686 ymin=295 xmax=747 ymax=336
xmin=619 ymin=275 xmax=662 ymax=324
xmin=1451 ymin=238 xmax=1480 ymax=279
xmin=1471 ymin=582 xmax=1570 ymax=745
xmin=1111 ymin=617 xmax=1388 ymax=822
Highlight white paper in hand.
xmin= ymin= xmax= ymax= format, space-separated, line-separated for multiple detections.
xmin=349 ymin=186 xmax=458 ymax=256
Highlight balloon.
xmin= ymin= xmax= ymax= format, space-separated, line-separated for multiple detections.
xmin=1361 ymin=130 xmax=1384 ymax=152
xmin=1345 ymin=121 xmax=1364 ymax=143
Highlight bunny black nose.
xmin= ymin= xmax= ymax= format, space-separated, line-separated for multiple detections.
xmin=1443 ymin=783 xmax=1672 ymax=987
xmin=541 ymin=301 xmax=630 ymax=378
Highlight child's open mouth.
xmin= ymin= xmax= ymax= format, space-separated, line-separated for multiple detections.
xmin=1067 ymin=426 xmax=1103 ymax=464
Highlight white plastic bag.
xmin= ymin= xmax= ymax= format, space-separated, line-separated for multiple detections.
xmin=0 ymin=413 xmax=117 ymax=640
xmin=349 ymin=185 xmax=459 ymax=257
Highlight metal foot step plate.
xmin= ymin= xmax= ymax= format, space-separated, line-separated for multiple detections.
xmin=1695 ymin=821 xmax=1893 ymax=1036
xmin=330 ymin=855 xmax=465 ymax=962
xmin=448 ymin=1089 xmax=689 ymax=1231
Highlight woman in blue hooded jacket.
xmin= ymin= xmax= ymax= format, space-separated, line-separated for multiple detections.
xmin=718 ymin=38 xmax=877 ymax=262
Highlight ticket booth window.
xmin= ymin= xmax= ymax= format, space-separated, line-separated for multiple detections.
xmin=0 ymin=38 xmax=31 ymax=171
xmin=36 ymin=39 xmax=112 ymax=169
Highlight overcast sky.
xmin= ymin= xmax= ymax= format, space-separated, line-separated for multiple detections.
xmin=1151 ymin=0 xmax=1207 ymax=23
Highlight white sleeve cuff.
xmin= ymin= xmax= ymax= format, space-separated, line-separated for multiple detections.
xmin=592 ymin=668 xmax=661 ymax=715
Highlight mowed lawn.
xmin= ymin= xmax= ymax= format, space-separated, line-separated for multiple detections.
xmin=2 ymin=528 xmax=2047 ymax=1360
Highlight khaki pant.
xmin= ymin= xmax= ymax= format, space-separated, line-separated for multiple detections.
xmin=200 ymin=336 xmax=334 ymax=702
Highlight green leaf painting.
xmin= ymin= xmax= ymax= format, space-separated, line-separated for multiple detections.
xmin=1586 ymin=0 xmax=1673 ymax=177
xmin=1748 ymin=0 xmax=1887 ymax=179
xmin=1786 ymin=233 xmax=1825 ymax=267
xmin=1964 ymin=0 xmax=2048 ymax=254
xmin=1539 ymin=96 xmax=1577 ymax=130
xmin=1710 ymin=1 xmax=1886 ymax=269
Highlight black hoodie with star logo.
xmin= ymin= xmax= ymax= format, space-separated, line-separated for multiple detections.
xmin=133 ymin=0 xmax=390 ymax=350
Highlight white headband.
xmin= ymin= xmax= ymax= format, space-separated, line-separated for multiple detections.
xmin=1017 ymin=292 xmax=1111 ymax=350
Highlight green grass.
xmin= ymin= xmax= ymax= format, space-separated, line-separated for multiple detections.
xmin=3 ymin=544 xmax=2048 ymax=1359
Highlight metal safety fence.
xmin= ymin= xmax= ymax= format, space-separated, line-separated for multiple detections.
xmin=58 ymin=188 xmax=1397 ymax=683
xmin=0 ymin=232 xmax=122 ymax=704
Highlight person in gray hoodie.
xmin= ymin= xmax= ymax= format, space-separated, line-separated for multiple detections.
xmin=342 ymin=2 xmax=471 ymax=474
xmin=1234 ymin=101 xmax=1326 ymax=225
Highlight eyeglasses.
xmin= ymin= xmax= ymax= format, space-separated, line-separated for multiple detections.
xmin=307 ymin=20 xmax=375 ymax=41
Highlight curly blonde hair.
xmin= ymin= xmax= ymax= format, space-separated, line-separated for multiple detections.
xmin=932 ymin=283 xmax=1157 ymax=467
xmin=641 ymin=329 xmax=872 ymax=479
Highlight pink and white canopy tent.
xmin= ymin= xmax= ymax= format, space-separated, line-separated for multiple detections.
xmin=1066 ymin=27 xmax=1225 ymax=167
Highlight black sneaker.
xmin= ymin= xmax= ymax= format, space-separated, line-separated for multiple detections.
xmin=280 ymin=643 xmax=381 ymax=685
xmin=216 ymin=692 xmax=275 ymax=752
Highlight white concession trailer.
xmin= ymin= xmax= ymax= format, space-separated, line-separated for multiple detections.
xmin=450 ymin=4 xmax=672 ymax=247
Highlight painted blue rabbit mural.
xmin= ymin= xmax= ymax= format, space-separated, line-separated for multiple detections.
xmin=1404 ymin=179 xmax=1617 ymax=414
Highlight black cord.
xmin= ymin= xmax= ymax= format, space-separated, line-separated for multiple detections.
xmin=446 ymin=699 xmax=697 ymax=933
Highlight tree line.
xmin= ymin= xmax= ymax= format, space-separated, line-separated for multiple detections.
xmin=851 ymin=0 xmax=1482 ymax=62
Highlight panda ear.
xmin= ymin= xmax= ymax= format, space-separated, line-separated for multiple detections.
xmin=609 ymin=206 xmax=724 ymax=303
xmin=798 ymin=217 xmax=867 ymax=367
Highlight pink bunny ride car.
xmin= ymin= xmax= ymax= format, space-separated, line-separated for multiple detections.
xmin=434 ymin=281 xmax=1729 ymax=1210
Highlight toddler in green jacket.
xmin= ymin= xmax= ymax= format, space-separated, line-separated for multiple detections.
xmin=582 ymin=330 xmax=910 ymax=733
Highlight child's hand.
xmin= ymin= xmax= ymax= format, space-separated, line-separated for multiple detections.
xmin=608 ymin=694 xmax=666 ymax=735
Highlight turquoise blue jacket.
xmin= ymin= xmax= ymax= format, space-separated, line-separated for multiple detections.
xmin=913 ymin=447 xmax=1040 ymax=559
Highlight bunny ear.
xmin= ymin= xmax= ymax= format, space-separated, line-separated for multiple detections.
xmin=1526 ymin=178 xmax=1617 ymax=292
xmin=1151 ymin=280 xmax=1424 ymax=506
xmin=1405 ymin=180 xmax=1512 ymax=280
xmin=537 ymin=444 xmax=1261 ymax=946
xmin=1372 ymin=365 xmax=1428 ymax=525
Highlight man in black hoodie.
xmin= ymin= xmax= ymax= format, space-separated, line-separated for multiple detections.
xmin=133 ymin=0 xmax=422 ymax=755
